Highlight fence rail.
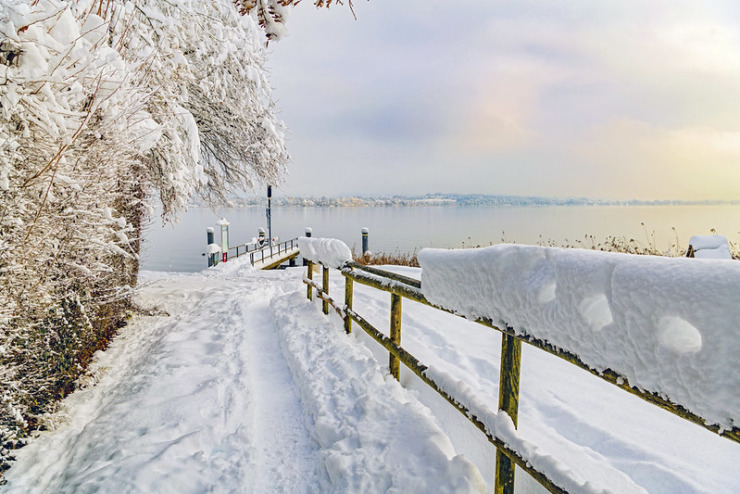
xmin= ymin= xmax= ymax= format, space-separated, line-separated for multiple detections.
xmin=302 ymin=259 xmax=739 ymax=494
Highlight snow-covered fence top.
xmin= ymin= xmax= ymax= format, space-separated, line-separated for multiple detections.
xmin=298 ymin=236 xmax=352 ymax=269
xmin=418 ymin=244 xmax=740 ymax=432
xmin=688 ymin=235 xmax=732 ymax=259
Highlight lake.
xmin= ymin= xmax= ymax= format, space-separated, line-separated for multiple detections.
xmin=140 ymin=204 xmax=740 ymax=272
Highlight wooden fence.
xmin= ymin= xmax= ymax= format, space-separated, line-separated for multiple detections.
xmin=302 ymin=259 xmax=739 ymax=494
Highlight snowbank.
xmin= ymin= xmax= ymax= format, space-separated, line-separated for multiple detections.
xmin=271 ymin=291 xmax=486 ymax=493
xmin=418 ymin=245 xmax=740 ymax=431
xmin=298 ymin=236 xmax=352 ymax=268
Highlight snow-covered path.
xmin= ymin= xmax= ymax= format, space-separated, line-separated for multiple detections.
xmin=5 ymin=263 xmax=484 ymax=493
xmin=244 ymin=282 xmax=323 ymax=491
xmin=5 ymin=269 xmax=321 ymax=492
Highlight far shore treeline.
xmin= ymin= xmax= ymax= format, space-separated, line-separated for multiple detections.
xmin=219 ymin=193 xmax=740 ymax=208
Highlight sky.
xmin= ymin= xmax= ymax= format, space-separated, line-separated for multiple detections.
xmin=267 ymin=0 xmax=740 ymax=201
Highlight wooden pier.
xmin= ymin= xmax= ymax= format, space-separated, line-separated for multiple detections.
xmin=207 ymin=237 xmax=300 ymax=270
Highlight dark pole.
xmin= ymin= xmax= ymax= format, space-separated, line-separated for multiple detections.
xmin=267 ymin=185 xmax=273 ymax=256
xmin=303 ymin=227 xmax=312 ymax=266
xmin=206 ymin=227 xmax=215 ymax=267
xmin=362 ymin=227 xmax=369 ymax=255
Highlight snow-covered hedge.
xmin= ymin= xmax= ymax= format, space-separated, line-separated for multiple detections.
xmin=419 ymin=245 xmax=740 ymax=431
xmin=298 ymin=236 xmax=353 ymax=269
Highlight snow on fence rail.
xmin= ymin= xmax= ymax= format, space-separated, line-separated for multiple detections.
xmin=419 ymin=244 xmax=740 ymax=434
xmin=298 ymin=237 xmax=740 ymax=494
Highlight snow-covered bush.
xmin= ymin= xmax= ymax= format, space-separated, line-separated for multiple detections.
xmin=1 ymin=2 xmax=149 ymax=459
xmin=0 ymin=0 xmax=289 ymax=472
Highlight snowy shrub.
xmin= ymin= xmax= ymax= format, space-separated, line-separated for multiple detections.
xmin=0 ymin=0 xmax=290 ymax=474
xmin=1 ymin=2 xmax=148 ymax=461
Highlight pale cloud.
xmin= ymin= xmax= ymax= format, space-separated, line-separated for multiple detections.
xmin=269 ymin=0 xmax=740 ymax=200
xmin=453 ymin=67 xmax=543 ymax=153
xmin=565 ymin=119 xmax=740 ymax=199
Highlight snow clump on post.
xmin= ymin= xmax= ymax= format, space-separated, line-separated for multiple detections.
xmin=299 ymin=237 xmax=352 ymax=269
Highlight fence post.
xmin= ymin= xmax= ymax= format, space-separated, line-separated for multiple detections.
xmin=495 ymin=334 xmax=522 ymax=494
xmin=307 ymin=260 xmax=313 ymax=300
xmin=344 ymin=276 xmax=353 ymax=334
xmin=389 ymin=293 xmax=402 ymax=380
xmin=322 ymin=265 xmax=330 ymax=315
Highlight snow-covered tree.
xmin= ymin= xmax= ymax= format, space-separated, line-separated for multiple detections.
xmin=0 ymin=0 xmax=290 ymax=470
xmin=119 ymin=0 xmax=289 ymax=215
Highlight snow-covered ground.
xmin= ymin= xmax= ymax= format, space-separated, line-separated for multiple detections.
xmin=5 ymin=253 xmax=740 ymax=493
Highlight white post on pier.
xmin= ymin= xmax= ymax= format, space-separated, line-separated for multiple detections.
xmin=217 ymin=218 xmax=230 ymax=262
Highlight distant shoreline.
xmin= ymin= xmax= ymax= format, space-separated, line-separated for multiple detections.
xmin=199 ymin=194 xmax=740 ymax=209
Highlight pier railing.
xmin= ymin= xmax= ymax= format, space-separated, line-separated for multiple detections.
xmin=211 ymin=238 xmax=299 ymax=268
xmin=302 ymin=259 xmax=739 ymax=494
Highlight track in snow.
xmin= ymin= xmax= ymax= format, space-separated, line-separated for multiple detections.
xmin=239 ymin=286 xmax=324 ymax=491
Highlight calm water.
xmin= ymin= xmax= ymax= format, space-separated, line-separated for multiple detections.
xmin=140 ymin=205 xmax=740 ymax=272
